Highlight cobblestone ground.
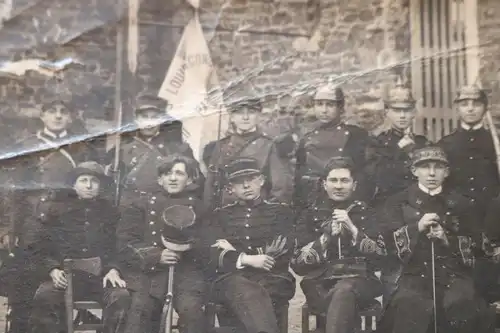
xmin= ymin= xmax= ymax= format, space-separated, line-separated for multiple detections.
xmin=0 ymin=275 xmax=306 ymax=333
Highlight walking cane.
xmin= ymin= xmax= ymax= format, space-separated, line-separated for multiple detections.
xmin=430 ymin=230 xmax=438 ymax=333
xmin=163 ymin=265 xmax=175 ymax=333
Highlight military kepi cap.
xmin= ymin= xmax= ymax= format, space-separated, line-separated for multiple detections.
xmin=161 ymin=205 xmax=198 ymax=252
xmin=135 ymin=94 xmax=168 ymax=114
xmin=225 ymin=157 xmax=262 ymax=181
xmin=314 ymin=84 xmax=345 ymax=105
xmin=454 ymin=85 xmax=488 ymax=104
xmin=384 ymin=83 xmax=416 ymax=109
xmin=411 ymin=146 xmax=448 ymax=167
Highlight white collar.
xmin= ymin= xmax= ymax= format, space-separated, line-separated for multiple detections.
xmin=43 ymin=128 xmax=68 ymax=139
xmin=418 ymin=183 xmax=443 ymax=196
xmin=235 ymin=126 xmax=258 ymax=135
xmin=461 ymin=122 xmax=483 ymax=131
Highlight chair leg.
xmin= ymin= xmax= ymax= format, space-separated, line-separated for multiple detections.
xmin=279 ymin=303 xmax=289 ymax=333
xmin=64 ymin=273 xmax=74 ymax=333
xmin=205 ymin=302 xmax=216 ymax=330
xmin=301 ymin=304 xmax=309 ymax=333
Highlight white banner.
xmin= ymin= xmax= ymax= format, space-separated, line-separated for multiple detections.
xmin=158 ymin=11 xmax=227 ymax=162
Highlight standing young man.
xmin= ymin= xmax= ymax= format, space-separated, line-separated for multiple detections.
xmin=30 ymin=162 xmax=130 ymax=333
xmin=108 ymin=94 xmax=196 ymax=195
xmin=205 ymin=157 xmax=296 ymax=333
xmin=202 ymin=94 xmax=293 ymax=211
xmin=438 ymin=84 xmax=499 ymax=300
xmin=378 ymin=146 xmax=495 ymax=333
xmin=295 ymin=84 xmax=377 ymax=209
xmin=374 ymin=81 xmax=428 ymax=203
xmin=117 ymin=154 xmax=207 ymax=333
xmin=292 ymin=157 xmax=384 ymax=333
xmin=6 ymin=94 xmax=98 ymax=333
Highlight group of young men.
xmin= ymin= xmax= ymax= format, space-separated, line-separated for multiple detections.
xmin=0 ymin=80 xmax=499 ymax=333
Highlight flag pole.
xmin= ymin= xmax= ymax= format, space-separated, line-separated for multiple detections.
xmin=113 ymin=0 xmax=125 ymax=207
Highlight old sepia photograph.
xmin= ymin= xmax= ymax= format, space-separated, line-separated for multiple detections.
xmin=0 ymin=0 xmax=498 ymax=333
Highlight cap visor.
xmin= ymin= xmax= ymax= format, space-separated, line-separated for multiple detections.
xmin=386 ymin=102 xmax=415 ymax=109
xmin=412 ymin=158 xmax=448 ymax=167
xmin=161 ymin=238 xmax=193 ymax=252
xmin=227 ymin=169 xmax=262 ymax=181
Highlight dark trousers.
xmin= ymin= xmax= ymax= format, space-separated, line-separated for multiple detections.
xmin=2 ymin=249 xmax=41 ymax=333
xmin=124 ymin=263 xmax=207 ymax=333
xmin=300 ymin=276 xmax=382 ymax=333
xmin=30 ymin=274 xmax=131 ymax=333
xmin=212 ymin=270 xmax=295 ymax=333
xmin=379 ymin=275 xmax=495 ymax=333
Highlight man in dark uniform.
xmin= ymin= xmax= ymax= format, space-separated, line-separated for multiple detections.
xmin=202 ymin=94 xmax=293 ymax=211
xmin=374 ymin=81 xmax=428 ymax=203
xmin=292 ymin=157 xmax=384 ymax=333
xmin=205 ymin=157 xmax=296 ymax=333
xmin=295 ymin=84 xmax=377 ymax=209
xmin=29 ymin=162 xmax=130 ymax=333
xmin=378 ymin=146 xmax=495 ymax=333
xmin=108 ymin=94 xmax=197 ymax=195
xmin=117 ymin=154 xmax=207 ymax=333
xmin=438 ymin=84 xmax=499 ymax=301
xmin=5 ymin=93 xmax=98 ymax=333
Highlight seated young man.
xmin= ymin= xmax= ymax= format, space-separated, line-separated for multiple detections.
xmin=378 ymin=146 xmax=495 ymax=333
xmin=30 ymin=161 xmax=130 ymax=333
xmin=204 ymin=157 xmax=296 ymax=333
xmin=292 ymin=156 xmax=384 ymax=333
xmin=117 ymin=154 xmax=207 ymax=333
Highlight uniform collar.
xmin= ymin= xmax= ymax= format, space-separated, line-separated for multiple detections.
xmin=238 ymin=196 xmax=263 ymax=207
xmin=43 ymin=128 xmax=68 ymax=139
xmin=137 ymin=130 xmax=160 ymax=143
xmin=460 ymin=122 xmax=483 ymax=131
xmin=234 ymin=126 xmax=258 ymax=135
xmin=418 ymin=183 xmax=443 ymax=196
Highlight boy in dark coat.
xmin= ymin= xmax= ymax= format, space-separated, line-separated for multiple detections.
xmin=30 ymin=161 xmax=130 ymax=333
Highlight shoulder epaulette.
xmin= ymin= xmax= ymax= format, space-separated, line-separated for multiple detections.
xmin=263 ymin=199 xmax=288 ymax=206
xmin=216 ymin=201 xmax=239 ymax=211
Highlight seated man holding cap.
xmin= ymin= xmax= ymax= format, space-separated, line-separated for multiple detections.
xmin=204 ymin=157 xmax=296 ymax=333
xmin=117 ymin=154 xmax=207 ymax=333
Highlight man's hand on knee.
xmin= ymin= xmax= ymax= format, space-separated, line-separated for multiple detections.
xmin=49 ymin=268 xmax=68 ymax=289
xmin=103 ymin=268 xmax=127 ymax=288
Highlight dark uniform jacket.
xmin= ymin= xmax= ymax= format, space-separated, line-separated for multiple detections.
xmin=8 ymin=130 xmax=98 ymax=247
xmin=117 ymin=186 xmax=204 ymax=300
xmin=292 ymin=198 xmax=385 ymax=280
xmin=202 ymin=130 xmax=293 ymax=210
xmin=204 ymin=198 xmax=295 ymax=284
xmin=382 ymin=184 xmax=476 ymax=286
xmin=374 ymin=129 xmax=428 ymax=202
xmin=439 ymin=127 xmax=500 ymax=211
xmin=108 ymin=130 xmax=195 ymax=194
xmin=35 ymin=192 xmax=120 ymax=276
xmin=295 ymin=120 xmax=377 ymax=205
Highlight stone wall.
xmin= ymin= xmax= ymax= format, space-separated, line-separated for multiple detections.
xmin=201 ymin=0 xmax=411 ymax=131
xmin=478 ymin=0 xmax=500 ymax=118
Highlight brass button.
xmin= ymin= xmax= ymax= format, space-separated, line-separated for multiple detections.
xmin=152 ymin=231 xmax=156 ymax=235
xmin=245 ymin=236 xmax=250 ymax=240
xmin=150 ymin=211 xmax=156 ymax=215
xmin=149 ymin=221 xmax=154 ymax=225
xmin=245 ymin=224 xmax=250 ymax=228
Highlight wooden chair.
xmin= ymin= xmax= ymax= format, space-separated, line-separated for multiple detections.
xmin=63 ymin=258 xmax=104 ymax=333
xmin=301 ymin=300 xmax=382 ymax=333
xmin=206 ymin=301 xmax=289 ymax=333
